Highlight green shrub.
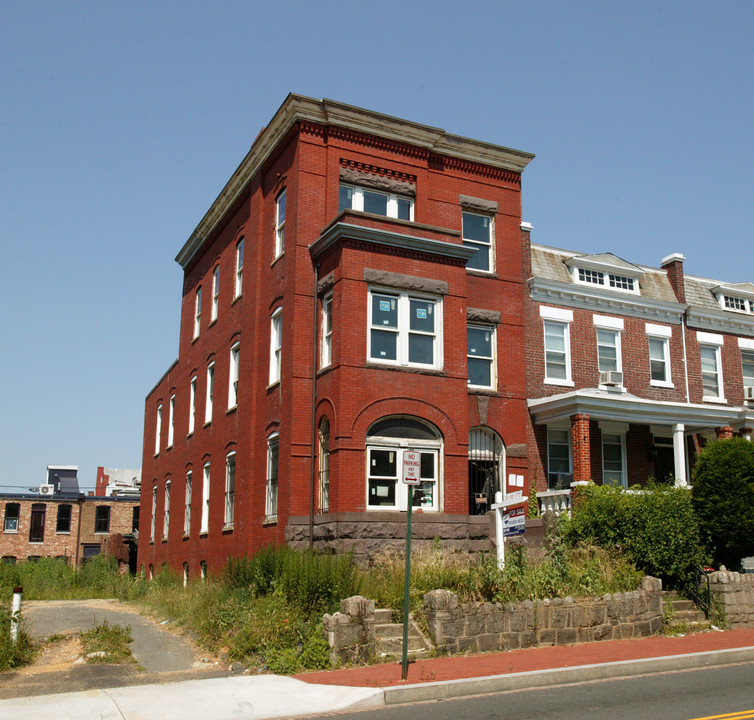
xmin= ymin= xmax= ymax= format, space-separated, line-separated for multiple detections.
xmin=692 ymin=437 xmax=754 ymax=570
xmin=562 ymin=482 xmax=705 ymax=590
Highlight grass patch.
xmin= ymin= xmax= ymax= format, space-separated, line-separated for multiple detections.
xmin=80 ymin=621 xmax=134 ymax=664
xmin=0 ymin=609 xmax=35 ymax=671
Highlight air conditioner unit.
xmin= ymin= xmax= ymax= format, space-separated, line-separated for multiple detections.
xmin=745 ymin=386 xmax=754 ymax=401
xmin=599 ymin=371 xmax=623 ymax=386
xmin=38 ymin=484 xmax=55 ymax=496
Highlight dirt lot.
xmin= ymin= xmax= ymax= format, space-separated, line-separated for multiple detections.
xmin=0 ymin=599 xmax=233 ymax=699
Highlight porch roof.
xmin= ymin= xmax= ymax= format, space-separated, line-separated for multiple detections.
xmin=528 ymin=388 xmax=754 ymax=432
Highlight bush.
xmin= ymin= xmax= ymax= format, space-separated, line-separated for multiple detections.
xmin=692 ymin=437 xmax=754 ymax=570
xmin=562 ymin=482 xmax=705 ymax=590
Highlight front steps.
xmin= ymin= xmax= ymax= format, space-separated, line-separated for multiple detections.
xmin=663 ymin=591 xmax=709 ymax=631
xmin=374 ymin=608 xmax=433 ymax=658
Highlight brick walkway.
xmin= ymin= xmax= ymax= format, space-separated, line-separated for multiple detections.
xmin=294 ymin=627 xmax=754 ymax=688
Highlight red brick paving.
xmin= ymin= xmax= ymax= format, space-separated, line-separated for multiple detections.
xmin=294 ymin=628 xmax=754 ymax=688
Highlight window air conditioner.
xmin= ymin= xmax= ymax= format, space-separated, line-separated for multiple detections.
xmin=745 ymin=386 xmax=754 ymax=401
xmin=39 ymin=484 xmax=55 ymax=496
xmin=599 ymin=371 xmax=623 ymax=386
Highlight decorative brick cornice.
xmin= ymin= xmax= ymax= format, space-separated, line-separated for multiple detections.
xmin=339 ymin=158 xmax=417 ymax=185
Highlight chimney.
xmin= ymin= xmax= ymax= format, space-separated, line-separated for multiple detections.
xmin=661 ymin=252 xmax=686 ymax=303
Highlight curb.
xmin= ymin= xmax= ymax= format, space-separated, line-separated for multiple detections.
xmin=361 ymin=646 xmax=754 ymax=706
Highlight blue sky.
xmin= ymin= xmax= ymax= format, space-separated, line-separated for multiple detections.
xmin=2 ymin=1 xmax=752 ymax=490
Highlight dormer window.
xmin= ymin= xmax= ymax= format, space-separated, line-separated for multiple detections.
xmin=713 ymin=283 xmax=754 ymax=315
xmin=723 ymin=295 xmax=752 ymax=313
xmin=566 ymin=253 xmax=642 ymax=295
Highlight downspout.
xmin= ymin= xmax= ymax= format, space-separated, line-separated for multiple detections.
xmin=309 ymin=264 xmax=320 ymax=549
xmin=681 ymin=308 xmax=690 ymax=404
xmin=74 ymin=494 xmax=84 ymax=568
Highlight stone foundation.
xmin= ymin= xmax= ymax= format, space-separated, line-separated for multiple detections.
xmin=709 ymin=571 xmax=754 ymax=626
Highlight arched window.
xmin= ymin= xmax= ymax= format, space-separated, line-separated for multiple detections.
xmin=366 ymin=416 xmax=442 ymax=512
xmin=468 ymin=427 xmax=505 ymax=514
xmin=318 ymin=418 xmax=330 ymax=514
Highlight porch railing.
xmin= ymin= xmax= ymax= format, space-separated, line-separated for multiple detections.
xmin=537 ymin=489 xmax=572 ymax=517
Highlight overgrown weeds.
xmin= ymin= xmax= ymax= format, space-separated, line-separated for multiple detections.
xmin=80 ymin=621 xmax=134 ymax=664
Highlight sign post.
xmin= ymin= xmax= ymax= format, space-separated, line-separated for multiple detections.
xmin=491 ymin=490 xmax=528 ymax=569
xmin=401 ymin=451 xmax=420 ymax=681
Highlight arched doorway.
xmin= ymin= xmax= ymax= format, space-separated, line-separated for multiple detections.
xmin=468 ymin=427 xmax=505 ymax=514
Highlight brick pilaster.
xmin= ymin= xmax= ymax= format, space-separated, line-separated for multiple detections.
xmin=570 ymin=414 xmax=591 ymax=482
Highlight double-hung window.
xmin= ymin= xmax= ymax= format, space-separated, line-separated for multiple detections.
xmin=541 ymin=307 xmax=573 ymax=385
xmin=211 ymin=265 xmax=220 ymax=322
xmin=269 ymin=308 xmax=282 ymax=384
xmin=368 ymin=290 xmax=441 ymax=369
xmin=547 ymin=428 xmax=572 ymax=489
xmin=339 ymin=183 xmax=413 ymax=221
xmin=167 ymin=394 xmax=175 ymax=448
xmin=602 ymin=432 xmax=626 ymax=487
xmin=56 ymin=504 xmax=71 ymax=533
xmin=596 ymin=330 xmax=620 ymax=373
xmin=163 ymin=480 xmax=170 ymax=539
xmin=225 ymin=452 xmax=235 ymax=527
xmin=228 ymin=343 xmax=240 ymax=409
xmin=201 ymin=462 xmax=210 ymax=534
xmin=205 ymin=362 xmax=215 ymax=424
xmin=188 ymin=376 xmax=197 ymax=434
xmin=235 ymin=239 xmax=244 ymax=298
xmin=275 ymin=190 xmax=286 ymax=259
xmin=150 ymin=485 xmax=157 ymax=541
xmin=155 ymin=403 xmax=162 ymax=455
xmin=646 ymin=324 xmax=673 ymax=387
xmin=266 ymin=434 xmax=279 ymax=522
xmin=4 ymin=503 xmax=19 ymax=532
xmin=462 ymin=212 xmax=493 ymax=273
xmin=321 ymin=294 xmax=332 ymax=368
xmin=194 ymin=288 xmax=202 ymax=339
xmin=95 ymin=506 xmax=110 ymax=534
xmin=742 ymin=349 xmax=754 ymax=395
xmin=467 ymin=324 xmax=495 ymax=389
xmin=184 ymin=471 xmax=192 ymax=535
xmin=699 ymin=332 xmax=725 ymax=401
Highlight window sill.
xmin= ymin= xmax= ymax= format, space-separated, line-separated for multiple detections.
xmin=166 ymin=444 xmax=173 ymax=451
xmin=271 ymin=252 xmax=284 ymax=268
xmin=182 ymin=533 xmax=190 ymax=540
xmin=703 ymin=396 xmax=728 ymax=404
xmin=544 ymin=378 xmax=575 ymax=387
xmin=161 ymin=538 xmax=168 ymax=543
xmin=56 ymin=531 xmax=71 ymax=535
xmin=232 ymin=293 xmax=242 ymax=305
xmin=94 ymin=532 xmax=109 ymax=536
xmin=222 ymin=524 xmax=234 ymax=533
xmin=3 ymin=530 xmax=18 ymax=535
xmin=203 ymin=421 xmax=212 ymax=428
xmin=199 ymin=531 xmax=208 ymax=538
xmin=267 ymin=380 xmax=281 ymax=390
xmin=262 ymin=516 xmax=277 ymax=526
xmin=187 ymin=432 xmax=194 ymax=439
xmin=209 ymin=319 xmax=217 ymax=328
xmin=226 ymin=406 xmax=237 ymax=415
xmin=650 ymin=380 xmax=675 ymax=389
xmin=365 ymin=363 xmax=445 ymax=377
xmin=466 ymin=268 xmax=497 ymax=279
xmin=192 ymin=335 xmax=200 ymax=344
xmin=468 ymin=386 xmax=499 ymax=395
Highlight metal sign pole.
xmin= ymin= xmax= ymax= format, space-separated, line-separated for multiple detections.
xmin=401 ymin=484 xmax=414 ymax=681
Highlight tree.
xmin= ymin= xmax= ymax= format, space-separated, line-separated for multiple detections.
xmin=691 ymin=437 xmax=754 ymax=570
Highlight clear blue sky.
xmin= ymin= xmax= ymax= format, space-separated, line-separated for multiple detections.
xmin=2 ymin=1 xmax=752 ymax=490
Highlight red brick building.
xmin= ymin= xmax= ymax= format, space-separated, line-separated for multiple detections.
xmin=524 ymin=238 xmax=754 ymax=512
xmin=138 ymin=95 xmax=535 ymax=576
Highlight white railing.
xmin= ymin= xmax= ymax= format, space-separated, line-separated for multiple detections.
xmin=537 ymin=489 xmax=572 ymax=517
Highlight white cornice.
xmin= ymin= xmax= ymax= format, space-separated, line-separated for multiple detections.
xmin=176 ymin=94 xmax=535 ymax=269
xmin=528 ymin=388 xmax=754 ymax=430
xmin=528 ymin=278 xmax=684 ymax=324
xmin=686 ymin=306 xmax=754 ymax=338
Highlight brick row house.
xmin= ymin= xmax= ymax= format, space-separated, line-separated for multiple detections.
xmin=139 ymin=95 xmax=754 ymax=577
xmin=524 ymin=241 xmax=754 ymax=511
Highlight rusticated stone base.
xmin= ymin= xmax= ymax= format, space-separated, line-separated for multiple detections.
xmin=709 ymin=571 xmax=754 ymax=626
xmin=286 ymin=512 xmax=497 ymax=563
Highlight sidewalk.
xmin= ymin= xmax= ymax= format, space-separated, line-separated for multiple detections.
xmin=2 ymin=627 xmax=754 ymax=719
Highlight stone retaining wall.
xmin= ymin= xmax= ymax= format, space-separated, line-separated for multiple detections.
xmin=709 ymin=571 xmax=754 ymax=626
xmin=323 ymin=577 xmax=662 ymax=665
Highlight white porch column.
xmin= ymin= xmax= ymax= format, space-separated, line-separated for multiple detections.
xmin=673 ymin=423 xmax=687 ymax=487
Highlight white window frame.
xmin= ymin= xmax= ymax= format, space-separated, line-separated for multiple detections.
xmin=201 ymin=462 xmax=210 ymax=534
xmin=274 ymin=190 xmax=286 ymax=259
xmin=366 ymin=443 xmax=441 ymax=512
xmin=698 ymin=332 xmax=725 ymax=402
xmin=225 ymin=452 xmax=235 ymax=527
xmin=462 ymin=211 xmax=494 ymax=274
xmin=646 ymin=324 xmax=673 ymax=388
xmin=720 ymin=294 xmax=753 ymax=314
xmin=601 ymin=431 xmax=627 ymax=488
xmin=167 ymin=394 xmax=175 ymax=448
xmin=318 ymin=418 xmax=330 ymax=514
xmin=572 ymin=266 xmax=639 ymax=295
xmin=339 ymin=183 xmax=414 ymax=221
xmin=205 ymin=362 xmax=214 ymax=424
xmin=228 ymin=342 xmax=240 ymax=409
xmin=150 ymin=484 xmax=157 ymax=542
xmin=163 ymin=479 xmax=170 ymax=539
xmin=540 ymin=306 xmax=574 ymax=386
xmin=596 ymin=329 xmax=621 ymax=374
xmin=467 ymin=323 xmax=496 ymax=389
xmin=184 ymin=471 xmax=192 ymax=535
xmin=265 ymin=433 xmax=279 ymax=522
xmin=155 ymin=403 xmax=162 ymax=455
xmin=367 ymin=289 xmax=442 ymax=370
xmin=321 ymin=294 xmax=332 ymax=369
xmin=194 ymin=287 xmax=202 ymax=339
xmin=740 ymin=338 xmax=754 ymax=393
xmin=188 ymin=376 xmax=197 ymax=435
xmin=235 ymin=239 xmax=244 ymax=298
xmin=547 ymin=426 xmax=572 ymax=490
xmin=211 ymin=265 xmax=220 ymax=322
xmin=269 ymin=308 xmax=282 ymax=385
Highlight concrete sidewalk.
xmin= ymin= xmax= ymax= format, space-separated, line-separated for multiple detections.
xmin=2 ymin=627 xmax=754 ymax=719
